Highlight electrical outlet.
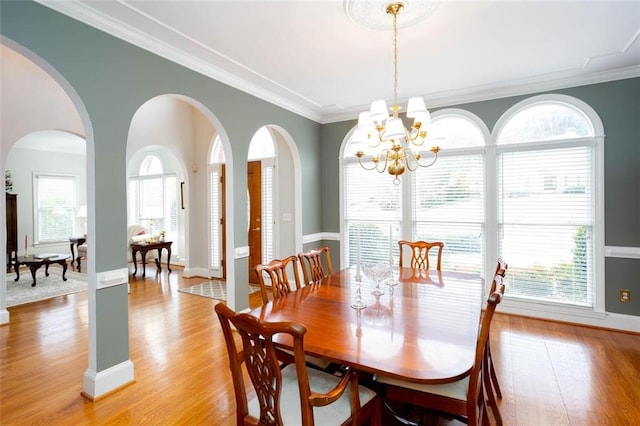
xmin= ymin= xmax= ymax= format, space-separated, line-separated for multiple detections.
xmin=619 ymin=289 xmax=631 ymax=303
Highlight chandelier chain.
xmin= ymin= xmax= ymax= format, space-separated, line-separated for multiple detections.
xmin=392 ymin=6 xmax=399 ymax=118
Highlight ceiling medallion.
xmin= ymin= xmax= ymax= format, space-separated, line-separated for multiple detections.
xmin=344 ymin=0 xmax=440 ymax=31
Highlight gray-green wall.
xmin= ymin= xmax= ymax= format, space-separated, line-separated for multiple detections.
xmin=1 ymin=0 xmax=322 ymax=372
xmin=1 ymin=1 xmax=637 ymax=380
xmin=321 ymin=78 xmax=640 ymax=317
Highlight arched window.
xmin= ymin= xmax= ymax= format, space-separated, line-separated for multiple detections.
xmin=341 ymin=95 xmax=603 ymax=311
xmin=494 ymin=96 xmax=600 ymax=307
xmin=128 ymin=153 xmax=177 ymax=244
xmin=341 ymin=110 xmax=487 ymax=274
xmin=412 ymin=111 xmax=487 ymax=274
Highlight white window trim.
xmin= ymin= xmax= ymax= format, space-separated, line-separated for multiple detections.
xmin=492 ymin=94 xmax=605 ymax=315
xmin=33 ymin=171 xmax=78 ymax=245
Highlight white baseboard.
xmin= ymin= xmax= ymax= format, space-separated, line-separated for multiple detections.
xmin=499 ymin=300 xmax=640 ymax=333
xmin=181 ymin=267 xmax=213 ymax=278
xmin=0 ymin=309 xmax=9 ymax=325
xmin=83 ymin=360 xmax=134 ymax=400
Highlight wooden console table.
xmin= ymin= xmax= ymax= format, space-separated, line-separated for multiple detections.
xmin=130 ymin=241 xmax=172 ymax=277
xmin=14 ymin=254 xmax=69 ymax=287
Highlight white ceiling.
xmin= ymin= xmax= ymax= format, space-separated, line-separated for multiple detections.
xmin=38 ymin=0 xmax=640 ymax=123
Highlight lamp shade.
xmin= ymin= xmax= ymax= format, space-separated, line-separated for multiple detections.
xmin=369 ymin=100 xmax=389 ymax=123
xmin=406 ymin=97 xmax=427 ymax=118
xmin=385 ymin=117 xmax=405 ymax=139
xmin=413 ymin=110 xmax=432 ymax=127
xmin=77 ymin=205 xmax=87 ymax=218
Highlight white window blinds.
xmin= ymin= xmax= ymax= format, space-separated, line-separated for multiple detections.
xmin=209 ymin=166 xmax=222 ymax=276
xmin=35 ymin=174 xmax=76 ymax=243
xmin=498 ymin=146 xmax=593 ymax=306
xmin=344 ymin=162 xmax=401 ymax=266
xmin=413 ymin=154 xmax=485 ymax=275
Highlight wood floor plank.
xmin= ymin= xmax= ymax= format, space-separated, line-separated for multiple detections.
xmin=2 ymin=265 xmax=640 ymax=425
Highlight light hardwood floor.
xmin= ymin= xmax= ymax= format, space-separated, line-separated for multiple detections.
xmin=1 ymin=265 xmax=639 ymax=425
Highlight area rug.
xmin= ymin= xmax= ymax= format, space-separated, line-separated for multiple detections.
xmin=6 ymin=268 xmax=87 ymax=307
xmin=178 ymin=280 xmax=261 ymax=302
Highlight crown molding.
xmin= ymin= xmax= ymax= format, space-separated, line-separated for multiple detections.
xmin=33 ymin=1 xmax=640 ymax=126
xmin=34 ymin=0 xmax=322 ymax=122
xmin=321 ymin=65 xmax=640 ymax=124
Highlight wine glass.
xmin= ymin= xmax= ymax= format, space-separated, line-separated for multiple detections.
xmin=362 ymin=262 xmax=390 ymax=296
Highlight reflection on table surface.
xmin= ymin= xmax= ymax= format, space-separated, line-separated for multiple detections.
xmin=250 ymin=266 xmax=484 ymax=384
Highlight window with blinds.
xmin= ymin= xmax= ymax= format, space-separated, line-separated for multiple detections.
xmin=128 ymin=154 xmax=178 ymax=251
xmin=342 ymin=96 xmax=599 ymax=311
xmin=209 ymin=165 xmax=223 ymax=276
xmin=35 ymin=174 xmax=77 ymax=243
xmin=344 ymin=162 xmax=402 ymax=266
xmin=496 ymin=100 xmax=596 ymax=307
xmin=413 ymin=154 xmax=485 ymax=275
xmin=262 ymin=161 xmax=274 ymax=264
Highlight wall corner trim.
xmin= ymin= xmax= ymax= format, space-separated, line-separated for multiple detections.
xmin=604 ymin=246 xmax=640 ymax=259
xmin=82 ymin=360 xmax=134 ymax=400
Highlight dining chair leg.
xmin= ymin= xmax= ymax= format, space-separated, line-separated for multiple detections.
xmin=487 ymin=333 xmax=502 ymax=399
xmin=483 ymin=350 xmax=503 ymax=426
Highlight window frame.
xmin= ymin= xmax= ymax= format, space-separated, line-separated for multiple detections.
xmin=340 ymin=94 xmax=605 ymax=318
xmin=33 ymin=172 xmax=78 ymax=245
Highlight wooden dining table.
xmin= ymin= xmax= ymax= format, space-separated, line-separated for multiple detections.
xmin=248 ymin=266 xmax=484 ymax=384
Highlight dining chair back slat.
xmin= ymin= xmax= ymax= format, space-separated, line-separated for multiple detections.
xmin=255 ymin=255 xmax=302 ymax=305
xmin=215 ymin=303 xmax=382 ymax=426
xmin=298 ymin=246 xmax=333 ymax=285
xmin=398 ymin=240 xmax=444 ymax=270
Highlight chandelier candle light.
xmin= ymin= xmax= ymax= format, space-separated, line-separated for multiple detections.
xmin=354 ymin=2 xmax=440 ymax=184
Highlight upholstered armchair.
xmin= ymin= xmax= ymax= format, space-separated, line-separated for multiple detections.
xmin=127 ymin=225 xmax=149 ymax=262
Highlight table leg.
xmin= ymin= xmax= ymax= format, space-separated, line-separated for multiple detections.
xmin=132 ymin=249 xmax=138 ymax=276
xmin=141 ymin=250 xmax=147 ymax=277
xmin=154 ymin=248 xmax=162 ymax=272
xmin=45 ymin=263 xmax=50 ymax=277
xmin=14 ymin=262 xmax=20 ymax=282
xmin=29 ymin=264 xmax=41 ymax=287
xmin=70 ymin=242 xmax=77 ymax=270
xmin=167 ymin=246 xmax=172 ymax=273
xmin=61 ymin=260 xmax=68 ymax=281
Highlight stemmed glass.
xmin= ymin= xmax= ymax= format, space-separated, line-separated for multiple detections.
xmin=362 ymin=262 xmax=390 ymax=296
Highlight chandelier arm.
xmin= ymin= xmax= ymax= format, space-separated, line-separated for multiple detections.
xmin=405 ymin=149 xmax=439 ymax=171
xmin=357 ymin=149 xmax=391 ymax=174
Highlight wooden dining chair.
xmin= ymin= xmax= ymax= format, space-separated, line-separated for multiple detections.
xmin=484 ymin=258 xmax=508 ymax=425
xmin=255 ymin=255 xmax=303 ymax=305
xmin=215 ymin=303 xmax=382 ymax=426
xmin=398 ymin=240 xmax=444 ymax=270
xmin=376 ymin=281 xmax=505 ymax=426
xmin=256 ymin=254 xmax=333 ymax=371
xmin=298 ymin=246 xmax=333 ymax=285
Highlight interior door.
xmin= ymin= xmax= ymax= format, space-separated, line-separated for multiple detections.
xmin=248 ymin=160 xmax=262 ymax=284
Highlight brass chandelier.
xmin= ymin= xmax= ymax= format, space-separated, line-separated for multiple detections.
xmin=354 ymin=2 xmax=439 ymax=184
